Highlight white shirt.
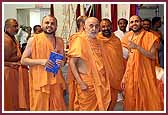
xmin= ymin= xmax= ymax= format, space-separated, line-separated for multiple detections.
xmin=15 ymin=28 xmax=28 ymax=48
xmin=114 ymin=29 xmax=128 ymax=59
xmin=114 ymin=29 xmax=128 ymax=40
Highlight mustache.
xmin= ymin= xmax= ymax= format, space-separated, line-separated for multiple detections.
xmin=120 ymin=26 xmax=126 ymax=28
xmin=90 ymin=31 xmax=97 ymax=34
xmin=102 ymin=29 xmax=111 ymax=33
xmin=132 ymin=24 xmax=138 ymax=27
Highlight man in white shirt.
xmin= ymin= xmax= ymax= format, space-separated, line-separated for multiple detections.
xmin=114 ymin=18 xmax=128 ymax=102
xmin=114 ymin=18 xmax=128 ymax=40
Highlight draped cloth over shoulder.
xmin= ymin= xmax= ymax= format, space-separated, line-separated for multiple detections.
xmin=121 ymin=30 xmax=162 ymax=111
xmin=67 ymin=32 xmax=82 ymax=110
xmin=29 ymin=32 xmax=66 ymax=110
xmin=4 ymin=33 xmax=29 ymax=110
xmin=68 ymin=32 xmax=111 ymax=111
xmin=97 ymin=32 xmax=124 ymax=110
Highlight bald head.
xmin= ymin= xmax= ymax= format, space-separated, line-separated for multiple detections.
xmin=5 ymin=18 xmax=19 ymax=36
xmin=129 ymin=15 xmax=142 ymax=33
xmin=84 ymin=17 xmax=100 ymax=39
xmin=85 ymin=17 xmax=99 ymax=25
xmin=42 ymin=15 xmax=57 ymax=25
xmin=130 ymin=15 xmax=142 ymax=21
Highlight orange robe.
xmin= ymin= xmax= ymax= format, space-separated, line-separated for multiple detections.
xmin=4 ymin=64 xmax=19 ymax=110
xmin=4 ymin=33 xmax=29 ymax=110
xmin=121 ymin=30 xmax=162 ymax=111
xmin=97 ymin=32 xmax=124 ymax=110
xmin=68 ymin=32 xmax=111 ymax=111
xmin=18 ymin=65 xmax=30 ymax=110
xmin=67 ymin=32 xmax=81 ymax=110
xmin=150 ymin=29 xmax=164 ymax=110
xmin=29 ymin=32 xmax=66 ymax=111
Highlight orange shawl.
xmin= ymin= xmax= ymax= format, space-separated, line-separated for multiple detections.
xmin=97 ymin=32 xmax=124 ymax=90
xmin=68 ymin=32 xmax=111 ymax=110
xmin=67 ymin=32 xmax=82 ymax=110
xmin=121 ymin=30 xmax=161 ymax=110
xmin=30 ymin=32 xmax=65 ymax=93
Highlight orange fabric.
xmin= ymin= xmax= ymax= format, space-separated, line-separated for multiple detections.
xmin=150 ymin=29 xmax=162 ymax=41
xmin=4 ymin=65 xmax=29 ymax=110
xmin=4 ymin=65 xmax=19 ymax=111
xmin=29 ymin=32 xmax=66 ymax=110
xmin=97 ymin=32 xmax=124 ymax=90
xmin=4 ymin=33 xmax=22 ymax=58
xmin=18 ymin=65 xmax=30 ymax=109
xmin=4 ymin=33 xmax=29 ymax=110
xmin=97 ymin=33 xmax=124 ymax=110
xmin=121 ymin=30 xmax=162 ymax=111
xmin=67 ymin=32 xmax=81 ymax=110
xmin=156 ymin=79 xmax=164 ymax=110
xmin=108 ymin=88 xmax=118 ymax=110
xmin=67 ymin=66 xmax=77 ymax=110
xmin=68 ymin=32 xmax=111 ymax=110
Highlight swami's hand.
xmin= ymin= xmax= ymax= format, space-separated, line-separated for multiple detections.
xmin=79 ymin=81 xmax=88 ymax=91
xmin=128 ymin=40 xmax=138 ymax=49
xmin=121 ymin=77 xmax=126 ymax=90
xmin=56 ymin=59 xmax=65 ymax=67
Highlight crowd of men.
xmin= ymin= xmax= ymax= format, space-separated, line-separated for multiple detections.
xmin=4 ymin=14 xmax=164 ymax=111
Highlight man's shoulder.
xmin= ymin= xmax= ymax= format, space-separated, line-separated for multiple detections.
xmin=4 ymin=33 xmax=13 ymax=44
xmin=148 ymin=29 xmax=161 ymax=38
xmin=145 ymin=30 xmax=159 ymax=38
xmin=69 ymin=32 xmax=85 ymax=42
xmin=69 ymin=32 xmax=83 ymax=39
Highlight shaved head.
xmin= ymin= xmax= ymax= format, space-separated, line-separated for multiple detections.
xmin=129 ymin=15 xmax=142 ymax=32
xmin=5 ymin=18 xmax=18 ymax=29
xmin=41 ymin=15 xmax=58 ymax=35
xmin=130 ymin=15 xmax=142 ymax=21
xmin=4 ymin=18 xmax=18 ymax=35
xmin=84 ymin=17 xmax=100 ymax=39
xmin=85 ymin=17 xmax=99 ymax=25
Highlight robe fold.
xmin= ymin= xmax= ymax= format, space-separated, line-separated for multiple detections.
xmin=68 ymin=32 xmax=111 ymax=111
xmin=29 ymin=32 xmax=66 ymax=111
xmin=97 ymin=32 xmax=124 ymax=110
xmin=121 ymin=30 xmax=162 ymax=111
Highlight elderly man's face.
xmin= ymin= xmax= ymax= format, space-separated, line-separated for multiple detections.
xmin=6 ymin=20 xmax=19 ymax=36
xmin=84 ymin=17 xmax=100 ymax=38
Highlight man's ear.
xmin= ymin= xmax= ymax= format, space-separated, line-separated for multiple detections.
xmin=140 ymin=21 xmax=143 ymax=26
xmin=84 ymin=25 xmax=86 ymax=30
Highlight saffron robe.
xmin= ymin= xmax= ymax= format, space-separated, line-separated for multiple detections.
xmin=4 ymin=33 xmax=29 ymax=110
xmin=29 ymin=32 xmax=66 ymax=111
xmin=121 ymin=30 xmax=162 ymax=111
xmin=67 ymin=32 xmax=81 ymax=110
xmin=97 ymin=32 xmax=124 ymax=110
xmin=68 ymin=32 xmax=111 ymax=111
